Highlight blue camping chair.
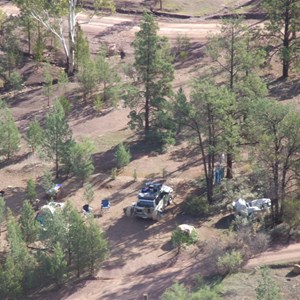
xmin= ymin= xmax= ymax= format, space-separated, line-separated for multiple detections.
xmin=101 ymin=199 xmax=111 ymax=214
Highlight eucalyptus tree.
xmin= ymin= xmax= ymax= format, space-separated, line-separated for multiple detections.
xmin=13 ymin=0 xmax=115 ymax=74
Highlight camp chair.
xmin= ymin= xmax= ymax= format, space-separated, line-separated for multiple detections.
xmin=101 ymin=199 xmax=111 ymax=214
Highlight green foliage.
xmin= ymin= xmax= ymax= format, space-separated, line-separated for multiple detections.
xmin=127 ymin=12 xmax=174 ymax=138
xmin=77 ymin=58 xmax=98 ymax=101
xmin=256 ymin=267 xmax=282 ymax=300
xmin=75 ymin=23 xmax=90 ymax=68
xmin=0 ymin=196 xmax=5 ymax=224
xmin=8 ymin=70 xmax=23 ymax=91
xmin=45 ymin=242 xmax=67 ymax=287
xmin=70 ymin=139 xmax=95 ymax=183
xmin=161 ymin=283 xmax=189 ymax=300
xmin=262 ymin=0 xmax=300 ymax=78
xmin=25 ymin=178 xmax=37 ymax=201
xmin=171 ymin=227 xmax=198 ymax=248
xmin=249 ymin=99 xmax=300 ymax=221
xmin=41 ymin=168 xmax=53 ymax=194
xmin=85 ymin=217 xmax=108 ymax=275
xmin=58 ymin=96 xmax=72 ymax=117
xmin=83 ymin=183 xmax=94 ymax=204
xmin=111 ymin=167 xmax=117 ymax=180
xmin=175 ymin=34 xmax=190 ymax=62
xmin=115 ymin=143 xmax=131 ymax=169
xmin=216 ymin=250 xmax=243 ymax=275
xmin=94 ymin=95 xmax=103 ymax=112
xmin=58 ymin=70 xmax=69 ymax=93
xmin=0 ymin=102 xmax=20 ymax=159
xmin=42 ymin=100 xmax=73 ymax=178
xmin=26 ymin=118 xmax=43 ymax=152
xmin=183 ymin=195 xmax=210 ymax=217
xmin=173 ymin=82 xmax=237 ymax=203
xmin=95 ymin=49 xmax=121 ymax=104
xmin=19 ymin=200 xmax=39 ymax=244
xmin=161 ymin=282 xmax=222 ymax=300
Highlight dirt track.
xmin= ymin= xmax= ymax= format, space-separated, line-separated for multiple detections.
xmin=246 ymin=243 xmax=300 ymax=268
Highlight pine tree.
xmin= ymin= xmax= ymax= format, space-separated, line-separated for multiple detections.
xmin=70 ymin=139 xmax=95 ymax=184
xmin=0 ymin=102 xmax=20 ymax=159
xmin=26 ymin=118 xmax=43 ymax=152
xmin=86 ymin=217 xmax=108 ymax=276
xmin=42 ymin=100 xmax=73 ymax=178
xmin=115 ymin=143 xmax=131 ymax=169
xmin=127 ymin=12 xmax=174 ymax=140
xmin=19 ymin=200 xmax=39 ymax=244
xmin=25 ymin=178 xmax=37 ymax=201
xmin=47 ymin=242 xmax=67 ymax=287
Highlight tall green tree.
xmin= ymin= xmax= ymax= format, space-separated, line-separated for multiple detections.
xmin=262 ymin=0 xmax=300 ymax=78
xmin=6 ymin=210 xmax=36 ymax=295
xmin=42 ymin=100 xmax=73 ymax=178
xmin=174 ymin=81 xmax=237 ymax=204
xmin=0 ymin=102 xmax=20 ymax=160
xmin=69 ymin=208 xmax=87 ymax=277
xmin=207 ymin=17 xmax=266 ymax=179
xmin=127 ymin=12 xmax=174 ymax=139
xmin=86 ymin=217 xmax=108 ymax=276
xmin=25 ymin=178 xmax=37 ymax=201
xmin=70 ymin=139 xmax=95 ymax=183
xmin=95 ymin=49 xmax=120 ymax=104
xmin=45 ymin=242 xmax=67 ymax=287
xmin=249 ymin=99 xmax=300 ymax=222
xmin=26 ymin=118 xmax=43 ymax=152
xmin=19 ymin=199 xmax=40 ymax=244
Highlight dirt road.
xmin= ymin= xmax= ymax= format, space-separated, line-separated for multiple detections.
xmin=246 ymin=243 xmax=300 ymax=268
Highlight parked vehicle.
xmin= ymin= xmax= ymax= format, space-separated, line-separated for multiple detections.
xmin=232 ymin=198 xmax=271 ymax=217
xmin=124 ymin=182 xmax=173 ymax=221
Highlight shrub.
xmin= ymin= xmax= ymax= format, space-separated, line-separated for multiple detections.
xmin=161 ymin=283 xmax=188 ymax=300
xmin=171 ymin=226 xmax=198 ymax=248
xmin=111 ymin=168 xmax=117 ymax=180
xmin=216 ymin=250 xmax=243 ymax=275
xmin=58 ymin=96 xmax=72 ymax=117
xmin=183 ymin=195 xmax=210 ymax=217
xmin=255 ymin=267 xmax=282 ymax=300
xmin=115 ymin=143 xmax=131 ymax=169
xmin=94 ymin=95 xmax=103 ymax=112
xmin=270 ymin=223 xmax=291 ymax=244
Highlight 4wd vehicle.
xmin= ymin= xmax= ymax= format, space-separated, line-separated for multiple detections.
xmin=124 ymin=182 xmax=173 ymax=221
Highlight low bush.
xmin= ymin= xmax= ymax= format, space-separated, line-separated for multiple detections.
xmin=171 ymin=227 xmax=198 ymax=248
xmin=183 ymin=195 xmax=210 ymax=217
xmin=216 ymin=250 xmax=243 ymax=275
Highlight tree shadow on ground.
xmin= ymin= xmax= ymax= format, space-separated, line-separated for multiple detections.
xmin=214 ymin=213 xmax=235 ymax=229
xmin=268 ymin=77 xmax=300 ymax=101
xmin=173 ymin=41 xmax=205 ymax=70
